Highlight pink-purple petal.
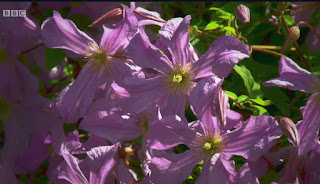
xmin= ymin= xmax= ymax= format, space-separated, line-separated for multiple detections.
xmin=86 ymin=145 xmax=119 ymax=184
xmin=189 ymin=76 xmax=223 ymax=120
xmin=297 ymin=94 xmax=320 ymax=156
xmin=41 ymin=10 xmax=95 ymax=55
xmin=100 ymin=5 xmax=138 ymax=55
xmin=192 ymin=35 xmax=249 ymax=79
xmin=148 ymin=115 xmax=196 ymax=150
xmin=264 ymin=56 xmax=320 ymax=93
xmin=127 ymin=28 xmax=173 ymax=74
xmin=223 ymin=115 xmax=282 ymax=161
xmin=56 ymin=63 xmax=108 ymax=123
xmin=196 ymin=154 xmax=237 ymax=184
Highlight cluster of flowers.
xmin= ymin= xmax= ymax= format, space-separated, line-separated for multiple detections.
xmin=0 ymin=2 xmax=320 ymax=184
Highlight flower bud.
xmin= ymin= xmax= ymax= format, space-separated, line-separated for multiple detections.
xmin=215 ymin=88 xmax=228 ymax=126
xmin=236 ymin=4 xmax=250 ymax=23
xmin=281 ymin=26 xmax=300 ymax=53
xmin=277 ymin=2 xmax=290 ymax=11
xmin=275 ymin=116 xmax=300 ymax=147
xmin=89 ymin=8 xmax=123 ymax=28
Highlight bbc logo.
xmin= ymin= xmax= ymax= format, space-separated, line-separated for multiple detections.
xmin=2 ymin=10 xmax=26 ymax=17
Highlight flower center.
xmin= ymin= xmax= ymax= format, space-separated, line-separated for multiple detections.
xmin=172 ymin=74 xmax=183 ymax=83
xmin=201 ymin=137 xmax=222 ymax=156
xmin=85 ymin=42 xmax=113 ymax=75
xmin=165 ymin=66 xmax=194 ymax=95
xmin=190 ymin=132 xmax=223 ymax=160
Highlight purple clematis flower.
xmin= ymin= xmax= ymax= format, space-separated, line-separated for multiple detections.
xmin=146 ymin=113 xmax=281 ymax=183
xmin=53 ymin=141 xmax=138 ymax=184
xmin=41 ymin=5 xmax=139 ymax=123
xmin=118 ymin=15 xmax=249 ymax=119
xmin=0 ymin=58 xmax=60 ymax=181
xmin=263 ymin=56 xmax=320 ymax=155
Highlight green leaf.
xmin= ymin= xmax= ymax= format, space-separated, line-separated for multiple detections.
xmin=222 ymin=26 xmax=236 ymax=36
xmin=209 ymin=7 xmax=234 ymax=20
xmin=252 ymin=105 xmax=269 ymax=115
xmin=204 ymin=21 xmax=221 ymax=30
xmin=234 ymin=65 xmax=264 ymax=98
xmin=260 ymin=169 xmax=278 ymax=184
xmin=311 ymin=65 xmax=320 ymax=76
xmin=284 ymin=14 xmax=295 ymax=27
xmin=63 ymin=63 xmax=74 ymax=77
xmin=237 ymin=95 xmax=248 ymax=103
xmin=248 ymin=97 xmax=272 ymax=106
xmin=225 ymin=90 xmax=238 ymax=100
xmin=190 ymin=25 xmax=198 ymax=37
xmin=46 ymin=48 xmax=66 ymax=72
xmin=233 ymin=65 xmax=254 ymax=95
xmin=252 ymin=82 xmax=264 ymax=98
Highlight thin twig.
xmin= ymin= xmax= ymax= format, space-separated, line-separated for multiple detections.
xmin=229 ymin=97 xmax=245 ymax=109
xmin=280 ymin=11 xmax=311 ymax=69
xmin=251 ymin=46 xmax=285 ymax=57
xmin=252 ymin=45 xmax=296 ymax=51
xmin=20 ymin=43 xmax=44 ymax=55
xmin=296 ymin=21 xmax=320 ymax=41
xmin=233 ymin=15 xmax=239 ymax=37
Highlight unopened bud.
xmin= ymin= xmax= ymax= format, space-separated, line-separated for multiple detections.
xmin=281 ymin=26 xmax=300 ymax=53
xmin=275 ymin=116 xmax=300 ymax=147
xmin=89 ymin=8 xmax=123 ymax=28
xmin=236 ymin=4 xmax=250 ymax=23
xmin=215 ymin=88 xmax=229 ymax=126
xmin=277 ymin=2 xmax=290 ymax=11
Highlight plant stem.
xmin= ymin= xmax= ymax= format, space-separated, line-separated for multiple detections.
xmin=296 ymin=21 xmax=320 ymax=41
xmin=251 ymin=46 xmax=285 ymax=57
xmin=233 ymin=15 xmax=239 ymax=37
xmin=280 ymin=11 xmax=311 ymax=69
xmin=251 ymin=45 xmax=296 ymax=51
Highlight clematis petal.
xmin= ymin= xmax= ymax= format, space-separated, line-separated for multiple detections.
xmin=237 ymin=163 xmax=259 ymax=184
xmin=306 ymin=23 xmax=320 ymax=52
xmin=58 ymin=144 xmax=89 ymax=184
xmin=116 ymin=161 xmax=137 ymax=183
xmin=41 ymin=10 xmax=96 ymax=55
xmin=223 ymin=115 xmax=282 ymax=161
xmin=189 ymin=76 xmax=223 ymax=120
xmin=120 ymin=76 xmax=166 ymax=114
xmin=148 ymin=115 xmax=196 ymax=149
xmin=15 ymin=132 xmax=51 ymax=173
xmin=80 ymin=107 xmax=140 ymax=144
xmin=149 ymin=151 xmax=202 ymax=184
xmin=263 ymin=56 xmax=320 ymax=93
xmin=159 ymin=93 xmax=187 ymax=119
xmin=192 ymin=35 xmax=249 ymax=79
xmin=100 ymin=5 xmax=138 ymax=55
xmin=298 ymin=94 xmax=320 ymax=156
xmin=278 ymin=148 xmax=300 ymax=183
xmin=56 ymin=63 xmax=108 ymax=123
xmin=134 ymin=7 xmax=165 ymax=27
xmin=127 ymin=28 xmax=173 ymax=74
xmin=1 ymin=117 xmax=29 ymax=166
xmin=0 ymin=59 xmax=39 ymax=103
xmin=160 ymin=16 xmax=191 ymax=66
xmin=305 ymin=141 xmax=320 ymax=183
xmin=196 ymin=154 xmax=237 ymax=184
xmin=86 ymin=144 xmax=119 ymax=184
